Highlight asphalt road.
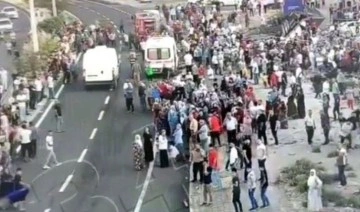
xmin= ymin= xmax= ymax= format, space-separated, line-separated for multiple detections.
xmin=5 ymin=1 xmax=187 ymax=212
xmin=57 ymin=1 xmax=188 ymax=212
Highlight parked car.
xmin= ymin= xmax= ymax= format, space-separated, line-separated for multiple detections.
xmin=0 ymin=19 xmax=13 ymax=32
xmin=1 ymin=7 xmax=18 ymax=19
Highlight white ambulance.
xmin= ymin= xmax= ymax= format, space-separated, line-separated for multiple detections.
xmin=143 ymin=36 xmax=178 ymax=74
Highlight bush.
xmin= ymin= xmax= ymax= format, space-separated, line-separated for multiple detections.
xmin=318 ymin=173 xmax=338 ymax=184
xmin=335 ymin=196 xmax=360 ymax=208
xmin=327 ymin=150 xmax=338 ymax=158
xmin=280 ymin=159 xmax=326 ymax=191
xmin=38 ymin=16 xmax=65 ymax=34
xmin=311 ymin=145 xmax=321 ymax=153
xmin=323 ymin=188 xmax=342 ymax=203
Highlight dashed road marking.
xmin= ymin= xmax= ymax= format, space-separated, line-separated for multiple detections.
xmin=59 ymin=174 xmax=73 ymax=192
xmin=104 ymin=96 xmax=110 ymax=105
xmin=89 ymin=128 xmax=98 ymax=140
xmin=77 ymin=149 xmax=88 ymax=163
xmin=44 ymin=209 xmax=51 ymax=212
xmin=98 ymin=110 xmax=105 ymax=120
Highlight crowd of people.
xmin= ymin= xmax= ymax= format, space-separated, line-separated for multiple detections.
xmin=127 ymin=1 xmax=360 ymax=211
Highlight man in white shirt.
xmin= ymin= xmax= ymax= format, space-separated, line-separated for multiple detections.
xmin=16 ymin=90 xmax=27 ymax=122
xmin=43 ymin=130 xmax=61 ymax=169
xmin=223 ymin=113 xmax=237 ymax=144
xmin=184 ymin=52 xmax=193 ymax=73
xmin=19 ymin=124 xmax=32 ymax=161
xmin=305 ymin=110 xmax=316 ymax=145
xmin=34 ymin=77 xmax=42 ymax=103
xmin=47 ymin=75 xmax=55 ymax=99
xmin=256 ymin=139 xmax=267 ymax=170
xmin=229 ymin=143 xmax=238 ymax=170
xmin=0 ymin=68 xmax=8 ymax=90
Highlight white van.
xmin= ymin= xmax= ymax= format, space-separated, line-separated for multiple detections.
xmin=83 ymin=46 xmax=119 ymax=89
xmin=144 ymin=36 xmax=178 ymax=74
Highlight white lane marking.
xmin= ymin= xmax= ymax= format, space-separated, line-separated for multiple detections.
xmin=75 ymin=52 xmax=83 ymax=63
xmin=131 ymin=123 xmax=153 ymax=134
xmin=116 ymin=30 xmax=120 ymax=34
xmin=104 ymin=96 xmax=110 ymax=105
xmin=98 ymin=110 xmax=105 ymax=120
xmin=114 ymin=25 xmax=118 ymax=28
xmin=35 ymin=84 xmax=65 ymax=128
xmin=83 ymin=0 xmax=132 ymax=16
xmin=77 ymin=149 xmax=88 ymax=163
xmin=182 ymin=184 xmax=189 ymax=198
xmin=134 ymin=142 xmax=157 ymax=212
xmin=16 ymin=145 xmax=21 ymax=153
xmin=135 ymin=178 xmax=154 ymax=189
xmin=170 ymin=159 xmax=189 ymax=171
xmin=59 ymin=174 xmax=73 ymax=192
xmin=110 ymin=21 xmax=114 ymax=24
xmin=89 ymin=128 xmax=98 ymax=140
xmin=90 ymin=196 xmax=119 ymax=212
xmin=44 ymin=209 xmax=51 ymax=212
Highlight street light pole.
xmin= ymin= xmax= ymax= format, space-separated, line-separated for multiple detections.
xmin=29 ymin=0 xmax=39 ymax=52
xmin=52 ymin=0 xmax=57 ymax=17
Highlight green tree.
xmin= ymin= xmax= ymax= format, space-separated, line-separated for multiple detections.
xmin=38 ymin=16 xmax=65 ymax=34
xmin=15 ymin=33 xmax=60 ymax=78
xmin=23 ymin=0 xmax=69 ymax=12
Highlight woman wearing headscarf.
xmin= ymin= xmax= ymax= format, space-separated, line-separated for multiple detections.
xmin=143 ymin=127 xmax=154 ymax=165
xmin=307 ymin=169 xmax=323 ymax=212
xmin=157 ymin=130 xmax=169 ymax=168
xmin=133 ymin=134 xmax=144 ymax=171
xmin=168 ymin=106 xmax=179 ymax=134
xmin=173 ymin=124 xmax=185 ymax=160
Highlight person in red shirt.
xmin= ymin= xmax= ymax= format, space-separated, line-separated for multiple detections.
xmin=198 ymin=65 xmax=207 ymax=80
xmin=209 ymin=112 xmax=222 ymax=146
xmin=270 ymin=72 xmax=278 ymax=88
xmin=208 ymin=144 xmax=222 ymax=189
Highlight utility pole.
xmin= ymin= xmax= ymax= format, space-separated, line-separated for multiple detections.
xmin=52 ymin=0 xmax=57 ymax=17
xmin=29 ymin=0 xmax=39 ymax=52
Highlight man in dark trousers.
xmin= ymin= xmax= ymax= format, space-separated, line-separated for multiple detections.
xmin=29 ymin=121 xmax=39 ymax=158
xmin=232 ymin=168 xmax=243 ymax=212
xmin=257 ymin=111 xmax=267 ymax=145
xmin=54 ymin=100 xmax=64 ymax=132
xmin=259 ymin=167 xmax=270 ymax=208
xmin=321 ymin=110 xmax=330 ymax=145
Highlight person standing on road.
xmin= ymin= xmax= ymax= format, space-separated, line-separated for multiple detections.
xmin=19 ymin=123 xmax=32 ymax=162
xmin=54 ymin=100 xmax=64 ymax=132
xmin=143 ymin=127 xmax=154 ymax=166
xmin=256 ymin=140 xmax=267 ymax=170
xmin=223 ymin=113 xmax=237 ymax=144
xmin=320 ymin=110 xmax=330 ymax=145
xmin=138 ymin=81 xmax=147 ymax=111
xmin=0 ymin=67 xmax=8 ymax=91
xmin=190 ymin=144 xmax=205 ymax=183
xmin=43 ymin=130 xmax=61 ymax=169
xmin=232 ymin=168 xmax=243 ymax=212
xmin=305 ymin=109 xmax=316 ymax=145
xmin=247 ymin=169 xmax=259 ymax=211
xmin=157 ymin=130 xmax=169 ymax=168
xmin=201 ymin=161 xmax=213 ymax=206
xmin=123 ymin=80 xmax=134 ymax=113
xmin=29 ymin=121 xmax=39 ymax=158
xmin=259 ymin=167 xmax=270 ymax=208
xmin=133 ymin=134 xmax=144 ymax=171
xmin=47 ymin=74 xmax=55 ymax=99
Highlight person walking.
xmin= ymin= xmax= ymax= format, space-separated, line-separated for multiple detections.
xmin=123 ymin=80 xmax=134 ymax=113
xmin=336 ymin=147 xmax=347 ymax=186
xmin=19 ymin=123 xmax=32 ymax=162
xmin=320 ymin=110 xmax=330 ymax=145
xmin=268 ymin=110 xmax=279 ymax=145
xmin=54 ymin=100 xmax=64 ymax=133
xmin=138 ymin=81 xmax=147 ymax=111
xmin=208 ymin=144 xmax=222 ymax=189
xmin=305 ymin=110 xmax=316 ymax=145
xmin=232 ymin=168 xmax=243 ymax=212
xmin=259 ymin=167 xmax=270 ymax=208
xmin=43 ymin=130 xmax=61 ymax=169
xmin=201 ymin=162 xmax=213 ymax=206
xmin=247 ymin=169 xmax=258 ymax=211
xmin=29 ymin=121 xmax=39 ymax=158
